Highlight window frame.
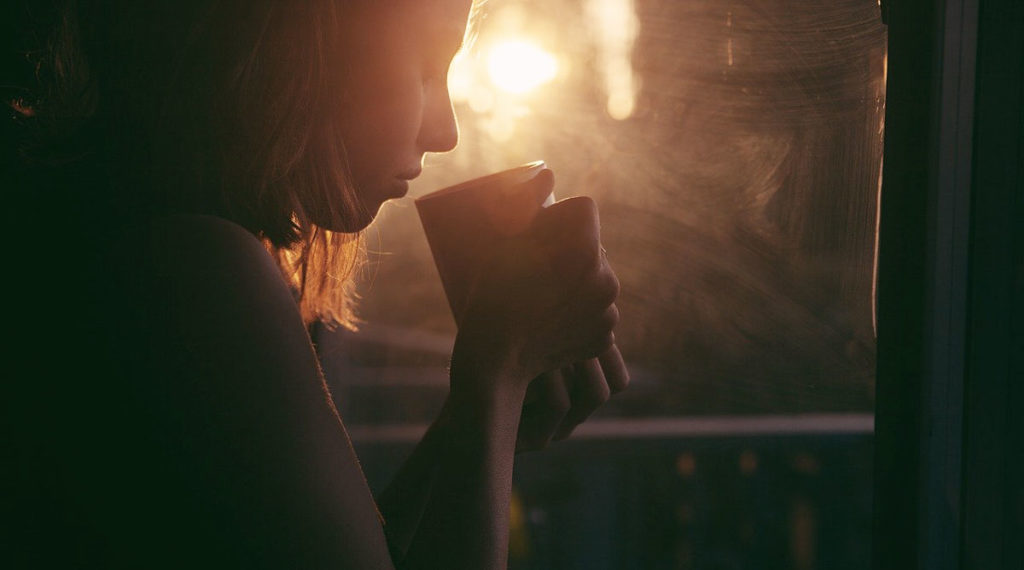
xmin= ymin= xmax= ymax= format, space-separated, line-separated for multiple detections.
xmin=872 ymin=0 xmax=1023 ymax=568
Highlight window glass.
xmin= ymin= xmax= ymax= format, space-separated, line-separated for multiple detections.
xmin=316 ymin=1 xmax=885 ymax=567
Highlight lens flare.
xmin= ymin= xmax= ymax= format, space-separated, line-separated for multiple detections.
xmin=486 ymin=40 xmax=559 ymax=94
xmin=586 ymin=0 xmax=639 ymax=120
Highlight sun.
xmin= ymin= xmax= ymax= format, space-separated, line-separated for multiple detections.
xmin=485 ymin=40 xmax=559 ymax=95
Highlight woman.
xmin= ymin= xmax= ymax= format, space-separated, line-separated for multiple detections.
xmin=7 ymin=0 xmax=624 ymax=568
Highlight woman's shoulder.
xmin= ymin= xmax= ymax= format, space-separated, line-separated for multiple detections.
xmin=145 ymin=213 xmax=277 ymax=274
xmin=135 ymin=214 xmax=287 ymax=303
xmin=54 ymin=214 xmax=393 ymax=566
xmin=131 ymin=213 xmax=303 ymax=348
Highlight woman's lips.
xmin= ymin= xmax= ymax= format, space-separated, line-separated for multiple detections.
xmin=397 ymin=166 xmax=423 ymax=181
xmin=387 ymin=167 xmax=421 ymax=198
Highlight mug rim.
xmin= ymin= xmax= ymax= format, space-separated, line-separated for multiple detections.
xmin=415 ymin=160 xmax=546 ymax=203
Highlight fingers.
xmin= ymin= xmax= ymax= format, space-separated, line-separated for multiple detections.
xmin=516 ymin=369 xmax=572 ymax=453
xmin=531 ymin=197 xmax=602 ymax=280
xmin=492 ymin=169 xmax=556 ymax=237
xmin=533 ymin=198 xmax=617 ymax=320
xmin=472 ymin=193 xmax=621 ymax=387
xmin=559 ymin=240 xmax=617 ymax=308
xmin=523 ymin=168 xmax=556 ymax=205
xmin=558 ymin=302 xmax=619 ymax=366
xmin=598 ymin=342 xmax=630 ymax=394
xmin=533 ymin=195 xmax=599 ymax=237
xmin=553 ymin=358 xmax=610 ymax=441
xmin=517 ymin=348 xmax=628 ymax=452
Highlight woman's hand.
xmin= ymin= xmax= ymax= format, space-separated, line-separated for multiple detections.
xmin=450 ymin=195 xmax=621 ymax=404
xmin=516 ymin=343 xmax=630 ymax=452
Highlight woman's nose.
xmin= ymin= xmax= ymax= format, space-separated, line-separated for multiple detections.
xmin=417 ymin=83 xmax=459 ymax=153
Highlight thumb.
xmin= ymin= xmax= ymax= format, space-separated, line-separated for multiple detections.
xmin=492 ymin=168 xmax=556 ymax=236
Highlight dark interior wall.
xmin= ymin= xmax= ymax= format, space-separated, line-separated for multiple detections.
xmin=961 ymin=0 xmax=1024 ymax=566
xmin=873 ymin=0 xmax=1023 ymax=567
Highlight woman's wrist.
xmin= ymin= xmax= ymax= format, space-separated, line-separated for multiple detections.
xmin=449 ymin=357 xmax=527 ymax=408
xmin=452 ymin=322 xmax=527 ymax=381
xmin=448 ymin=339 xmax=528 ymax=422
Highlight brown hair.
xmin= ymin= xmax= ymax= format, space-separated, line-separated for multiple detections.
xmin=9 ymin=0 xmax=368 ymax=327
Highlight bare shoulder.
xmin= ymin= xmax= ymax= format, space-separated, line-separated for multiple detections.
xmin=140 ymin=210 xmax=299 ymax=366
xmin=111 ymin=214 xmax=394 ymax=568
xmin=145 ymin=214 xmax=287 ymax=299
xmin=138 ymin=214 xmax=303 ymax=347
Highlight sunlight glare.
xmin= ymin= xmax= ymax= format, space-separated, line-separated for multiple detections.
xmin=486 ymin=40 xmax=559 ymax=94
xmin=447 ymin=51 xmax=474 ymax=102
xmin=586 ymin=0 xmax=639 ymax=120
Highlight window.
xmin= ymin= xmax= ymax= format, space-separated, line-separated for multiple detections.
xmin=316 ymin=1 xmax=887 ymax=567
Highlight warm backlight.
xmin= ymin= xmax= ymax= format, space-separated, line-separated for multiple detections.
xmin=486 ymin=40 xmax=559 ymax=94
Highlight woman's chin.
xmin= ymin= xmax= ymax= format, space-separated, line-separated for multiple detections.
xmin=304 ymin=181 xmax=406 ymax=233
xmin=356 ymin=184 xmax=409 ymax=226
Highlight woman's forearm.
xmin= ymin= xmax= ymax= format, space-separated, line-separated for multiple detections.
xmin=386 ymin=362 xmax=526 ymax=570
xmin=375 ymin=404 xmax=450 ymax=559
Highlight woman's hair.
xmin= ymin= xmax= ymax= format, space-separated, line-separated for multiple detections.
xmin=8 ymin=0 xmax=368 ymax=327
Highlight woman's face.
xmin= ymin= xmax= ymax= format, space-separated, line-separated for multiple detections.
xmin=334 ymin=0 xmax=472 ymax=230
